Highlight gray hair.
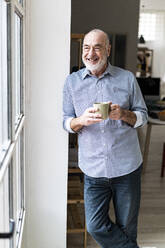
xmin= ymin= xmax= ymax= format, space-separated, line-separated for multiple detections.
xmin=83 ymin=29 xmax=110 ymax=49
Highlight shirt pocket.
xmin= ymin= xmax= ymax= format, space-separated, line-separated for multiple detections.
xmin=107 ymin=87 xmax=131 ymax=128
xmin=74 ymin=88 xmax=97 ymax=116
xmin=112 ymin=86 xmax=130 ymax=110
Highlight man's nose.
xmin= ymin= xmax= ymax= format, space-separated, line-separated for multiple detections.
xmin=88 ymin=47 xmax=95 ymax=56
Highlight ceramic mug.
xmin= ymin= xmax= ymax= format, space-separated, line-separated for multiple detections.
xmin=93 ymin=102 xmax=110 ymax=120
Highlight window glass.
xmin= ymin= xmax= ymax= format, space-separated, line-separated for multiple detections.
xmin=14 ymin=131 xmax=24 ymax=246
xmin=0 ymin=0 xmax=9 ymax=164
xmin=139 ymin=12 xmax=165 ymax=42
xmin=19 ymin=0 xmax=23 ymax=6
xmin=0 ymin=167 xmax=10 ymax=248
xmin=15 ymin=13 xmax=22 ymax=128
xmin=139 ymin=13 xmax=156 ymax=41
xmin=8 ymin=161 xmax=14 ymax=248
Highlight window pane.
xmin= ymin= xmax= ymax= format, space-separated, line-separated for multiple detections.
xmin=139 ymin=13 xmax=156 ymax=41
xmin=13 ymin=130 xmax=25 ymax=246
xmin=0 ymin=167 xmax=10 ymax=248
xmin=18 ymin=0 xmax=23 ymax=6
xmin=15 ymin=13 xmax=22 ymax=128
xmin=8 ymin=162 xmax=14 ymax=248
xmin=0 ymin=0 xmax=9 ymax=164
xmin=139 ymin=12 xmax=165 ymax=42
xmin=7 ymin=136 xmax=25 ymax=247
xmin=15 ymin=136 xmax=21 ymax=216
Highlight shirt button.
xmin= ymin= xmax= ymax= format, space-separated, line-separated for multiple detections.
xmin=98 ymin=90 xmax=100 ymax=93
xmin=103 ymin=143 xmax=106 ymax=146
xmin=101 ymin=130 xmax=104 ymax=133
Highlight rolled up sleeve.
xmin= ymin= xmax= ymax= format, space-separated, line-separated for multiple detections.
xmin=129 ymin=72 xmax=148 ymax=128
xmin=63 ymin=77 xmax=76 ymax=133
xmin=133 ymin=111 xmax=143 ymax=128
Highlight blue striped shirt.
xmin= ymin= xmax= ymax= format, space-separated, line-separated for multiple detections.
xmin=63 ymin=64 xmax=148 ymax=178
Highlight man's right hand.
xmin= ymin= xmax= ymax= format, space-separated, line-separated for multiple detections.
xmin=80 ymin=107 xmax=103 ymax=126
xmin=70 ymin=107 xmax=102 ymax=132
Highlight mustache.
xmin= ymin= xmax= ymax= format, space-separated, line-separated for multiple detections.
xmin=82 ymin=55 xmax=108 ymax=72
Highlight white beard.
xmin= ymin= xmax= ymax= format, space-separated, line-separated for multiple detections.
xmin=82 ymin=54 xmax=108 ymax=73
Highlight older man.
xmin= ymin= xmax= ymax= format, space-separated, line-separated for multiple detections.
xmin=63 ymin=29 xmax=148 ymax=248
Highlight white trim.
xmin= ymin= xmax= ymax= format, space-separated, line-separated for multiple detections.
xmin=14 ymin=0 xmax=25 ymax=17
xmin=16 ymin=208 xmax=25 ymax=248
xmin=15 ymin=115 xmax=25 ymax=140
xmin=0 ymin=143 xmax=15 ymax=184
xmin=0 ymin=116 xmax=25 ymax=184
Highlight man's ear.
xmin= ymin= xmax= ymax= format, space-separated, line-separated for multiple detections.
xmin=107 ymin=44 xmax=111 ymax=57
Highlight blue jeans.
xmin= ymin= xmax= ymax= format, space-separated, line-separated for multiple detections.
xmin=84 ymin=165 xmax=142 ymax=248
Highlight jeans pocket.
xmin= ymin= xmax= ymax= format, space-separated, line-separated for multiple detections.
xmin=84 ymin=174 xmax=108 ymax=187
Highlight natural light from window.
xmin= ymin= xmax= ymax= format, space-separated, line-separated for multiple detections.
xmin=138 ymin=13 xmax=156 ymax=41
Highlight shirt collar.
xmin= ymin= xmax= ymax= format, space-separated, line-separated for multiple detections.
xmin=81 ymin=62 xmax=115 ymax=80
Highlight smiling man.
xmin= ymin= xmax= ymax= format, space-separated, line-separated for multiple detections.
xmin=82 ymin=30 xmax=110 ymax=77
xmin=63 ymin=29 xmax=148 ymax=248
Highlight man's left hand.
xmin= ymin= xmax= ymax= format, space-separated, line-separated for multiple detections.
xmin=109 ymin=103 xmax=137 ymax=126
xmin=109 ymin=104 xmax=125 ymax=120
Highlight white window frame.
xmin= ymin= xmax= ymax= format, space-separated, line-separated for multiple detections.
xmin=0 ymin=0 xmax=26 ymax=248
xmin=0 ymin=0 xmax=11 ymax=167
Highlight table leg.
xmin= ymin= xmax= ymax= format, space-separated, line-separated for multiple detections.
xmin=142 ymin=123 xmax=152 ymax=174
xmin=161 ymin=142 xmax=165 ymax=177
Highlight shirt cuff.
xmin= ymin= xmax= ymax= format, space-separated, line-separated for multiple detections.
xmin=65 ymin=117 xmax=75 ymax=133
xmin=133 ymin=111 xmax=143 ymax=128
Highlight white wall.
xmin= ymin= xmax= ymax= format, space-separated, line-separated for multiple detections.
xmin=23 ymin=0 xmax=71 ymax=247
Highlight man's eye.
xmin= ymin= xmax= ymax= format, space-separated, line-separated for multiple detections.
xmin=95 ymin=47 xmax=101 ymax=50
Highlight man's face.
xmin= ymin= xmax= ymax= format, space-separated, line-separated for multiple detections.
xmin=82 ymin=32 xmax=110 ymax=73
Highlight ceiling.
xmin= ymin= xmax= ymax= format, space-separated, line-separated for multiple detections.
xmin=140 ymin=0 xmax=165 ymax=11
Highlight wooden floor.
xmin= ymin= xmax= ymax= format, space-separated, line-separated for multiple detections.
xmin=138 ymin=125 xmax=165 ymax=248
xmin=67 ymin=125 xmax=165 ymax=248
